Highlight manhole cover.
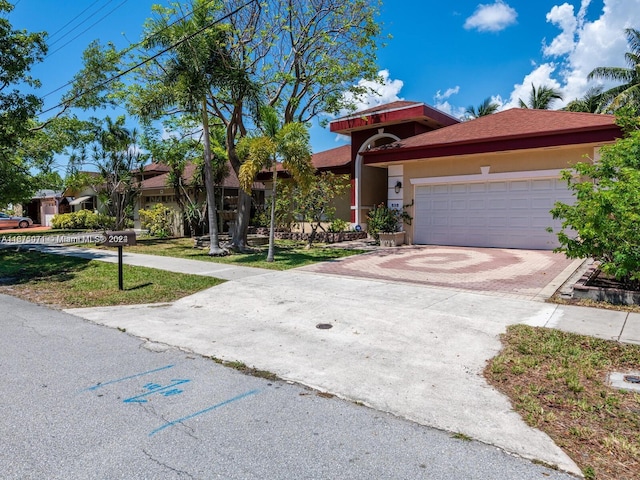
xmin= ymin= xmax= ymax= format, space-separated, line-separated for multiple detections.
xmin=316 ymin=323 xmax=333 ymax=330
xmin=624 ymin=375 xmax=640 ymax=384
xmin=608 ymin=371 xmax=640 ymax=392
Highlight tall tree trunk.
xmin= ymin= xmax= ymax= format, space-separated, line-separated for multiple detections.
xmin=202 ymin=100 xmax=224 ymax=256
xmin=267 ymin=164 xmax=277 ymax=262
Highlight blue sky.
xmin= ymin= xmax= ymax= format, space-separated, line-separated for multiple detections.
xmin=9 ymin=0 xmax=640 ymax=171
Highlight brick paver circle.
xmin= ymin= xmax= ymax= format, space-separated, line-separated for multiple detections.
xmin=301 ymin=245 xmax=577 ymax=298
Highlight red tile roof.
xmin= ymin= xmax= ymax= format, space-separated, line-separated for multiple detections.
xmin=311 ymin=145 xmax=351 ymax=169
xmin=140 ymin=162 xmax=262 ymax=191
xmin=362 ymin=108 xmax=621 ymax=163
xmin=135 ymin=162 xmax=171 ymax=175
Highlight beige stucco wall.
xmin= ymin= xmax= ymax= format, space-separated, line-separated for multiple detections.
xmin=361 ymin=165 xmax=387 ymax=208
xmin=401 ymin=145 xmax=596 ymax=180
xmin=263 ymin=176 xmax=353 ymax=230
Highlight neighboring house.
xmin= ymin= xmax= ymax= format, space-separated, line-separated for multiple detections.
xmin=324 ymin=101 xmax=621 ymax=250
xmin=136 ymin=161 xmax=265 ymax=236
xmin=24 ymin=190 xmax=71 ymax=227
xmin=62 ymin=172 xmax=102 ymax=213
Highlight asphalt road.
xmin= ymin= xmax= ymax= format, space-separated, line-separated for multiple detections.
xmin=0 ymin=294 xmax=575 ymax=479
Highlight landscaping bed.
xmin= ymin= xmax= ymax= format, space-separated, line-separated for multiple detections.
xmin=248 ymin=228 xmax=368 ymax=243
xmin=572 ymin=265 xmax=640 ymax=306
xmin=486 ymin=325 xmax=640 ymax=480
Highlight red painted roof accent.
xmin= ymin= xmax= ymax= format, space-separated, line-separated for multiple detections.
xmin=339 ymin=101 xmax=423 ymax=117
xmin=362 ymin=109 xmax=621 ymax=163
xmin=330 ymin=101 xmax=459 ymax=134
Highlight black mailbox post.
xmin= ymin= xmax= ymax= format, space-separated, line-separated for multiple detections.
xmin=97 ymin=231 xmax=137 ymax=290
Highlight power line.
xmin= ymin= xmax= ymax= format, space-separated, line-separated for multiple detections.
xmin=38 ymin=0 xmax=257 ymax=117
xmin=47 ymin=0 xmax=106 ymax=43
xmin=41 ymin=0 xmax=221 ymax=101
xmin=46 ymin=0 xmax=128 ymax=58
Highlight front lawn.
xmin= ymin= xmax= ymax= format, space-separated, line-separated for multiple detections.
xmin=486 ymin=325 xmax=640 ymax=480
xmin=119 ymin=237 xmax=365 ymax=270
xmin=0 ymin=249 xmax=223 ymax=308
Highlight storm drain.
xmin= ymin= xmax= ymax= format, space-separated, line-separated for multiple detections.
xmin=608 ymin=371 xmax=640 ymax=392
xmin=316 ymin=323 xmax=333 ymax=330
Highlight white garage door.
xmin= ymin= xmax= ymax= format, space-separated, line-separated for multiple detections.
xmin=414 ymin=178 xmax=573 ymax=250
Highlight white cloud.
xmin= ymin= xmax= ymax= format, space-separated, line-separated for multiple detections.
xmin=433 ymin=86 xmax=467 ymax=118
xmin=543 ymin=3 xmax=578 ymax=56
xmin=503 ymin=0 xmax=640 ymax=109
xmin=501 ymin=63 xmax=563 ymax=110
xmin=464 ymin=1 xmax=518 ymax=32
xmin=435 ymin=86 xmax=460 ymax=101
xmin=341 ymin=69 xmax=404 ymax=113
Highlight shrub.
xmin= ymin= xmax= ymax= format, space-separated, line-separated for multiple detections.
xmin=139 ymin=203 xmax=173 ymax=238
xmin=550 ymin=120 xmax=640 ymax=281
xmin=51 ymin=211 xmax=116 ymax=230
xmin=366 ymin=203 xmax=411 ymax=241
xmin=328 ymin=218 xmax=349 ymax=233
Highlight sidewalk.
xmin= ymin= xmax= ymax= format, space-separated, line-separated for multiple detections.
xmin=32 ymin=245 xmax=273 ymax=281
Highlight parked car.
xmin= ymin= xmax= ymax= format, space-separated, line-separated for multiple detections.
xmin=0 ymin=212 xmax=33 ymax=229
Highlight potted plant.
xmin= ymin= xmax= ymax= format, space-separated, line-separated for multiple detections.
xmin=367 ymin=203 xmax=412 ymax=247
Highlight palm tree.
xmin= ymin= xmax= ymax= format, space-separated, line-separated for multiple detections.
xmin=238 ymin=106 xmax=314 ymax=262
xmin=518 ymin=84 xmax=563 ymax=109
xmin=465 ymin=97 xmax=499 ymax=119
xmin=563 ymin=86 xmax=604 ymax=113
xmin=588 ymin=28 xmax=640 ymax=114
xmin=138 ymin=2 xmax=242 ymax=255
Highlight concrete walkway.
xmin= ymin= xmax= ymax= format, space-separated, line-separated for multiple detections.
xmin=32 ymin=245 xmax=272 ymax=281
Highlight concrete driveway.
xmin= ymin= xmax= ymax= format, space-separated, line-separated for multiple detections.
xmin=301 ymin=245 xmax=582 ymax=301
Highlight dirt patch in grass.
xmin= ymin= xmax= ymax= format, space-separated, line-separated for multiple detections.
xmin=486 ymin=325 xmax=640 ymax=480
xmin=0 ymin=249 xmax=223 ymax=308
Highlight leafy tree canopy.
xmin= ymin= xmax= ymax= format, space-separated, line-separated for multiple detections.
xmin=550 ymin=110 xmax=640 ymax=281
xmin=0 ymin=0 xmax=47 ymax=205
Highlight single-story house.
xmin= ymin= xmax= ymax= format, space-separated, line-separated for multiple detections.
xmin=319 ymin=101 xmax=622 ymax=250
xmin=24 ymin=190 xmax=71 ymax=226
xmin=136 ymin=161 xmax=265 ymax=236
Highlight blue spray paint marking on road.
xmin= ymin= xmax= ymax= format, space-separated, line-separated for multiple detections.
xmin=148 ymin=389 xmax=260 ymax=437
xmin=82 ymin=365 xmax=175 ymax=392
xmin=123 ymin=379 xmax=190 ymax=403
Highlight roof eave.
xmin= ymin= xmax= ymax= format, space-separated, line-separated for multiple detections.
xmin=362 ymin=125 xmax=622 ymax=165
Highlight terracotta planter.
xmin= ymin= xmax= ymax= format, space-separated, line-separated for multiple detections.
xmin=379 ymin=231 xmax=405 ymax=247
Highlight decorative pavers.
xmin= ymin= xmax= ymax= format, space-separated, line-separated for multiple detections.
xmin=300 ymin=245 xmax=578 ymax=299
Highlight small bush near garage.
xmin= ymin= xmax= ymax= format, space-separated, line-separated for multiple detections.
xmin=51 ymin=210 xmax=116 ymax=230
xmin=550 ymin=111 xmax=640 ymax=283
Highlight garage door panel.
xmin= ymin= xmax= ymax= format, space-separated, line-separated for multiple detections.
xmin=489 ymin=182 xmax=508 ymax=192
xmin=414 ymin=178 xmax=572 ymax=250
xmin=467 ymin=183 xmax=487 ymax=193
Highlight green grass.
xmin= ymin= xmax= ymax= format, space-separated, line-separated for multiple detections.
xmin=486 ymin=325 xmax=640 ymax=480
xmin=0 ymin=249 xmax=223 ymax=308
xmin=119 ymin=237 xmax=365 ymax=270
xmin=0 ymin=229 xmax=88 ymax=237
